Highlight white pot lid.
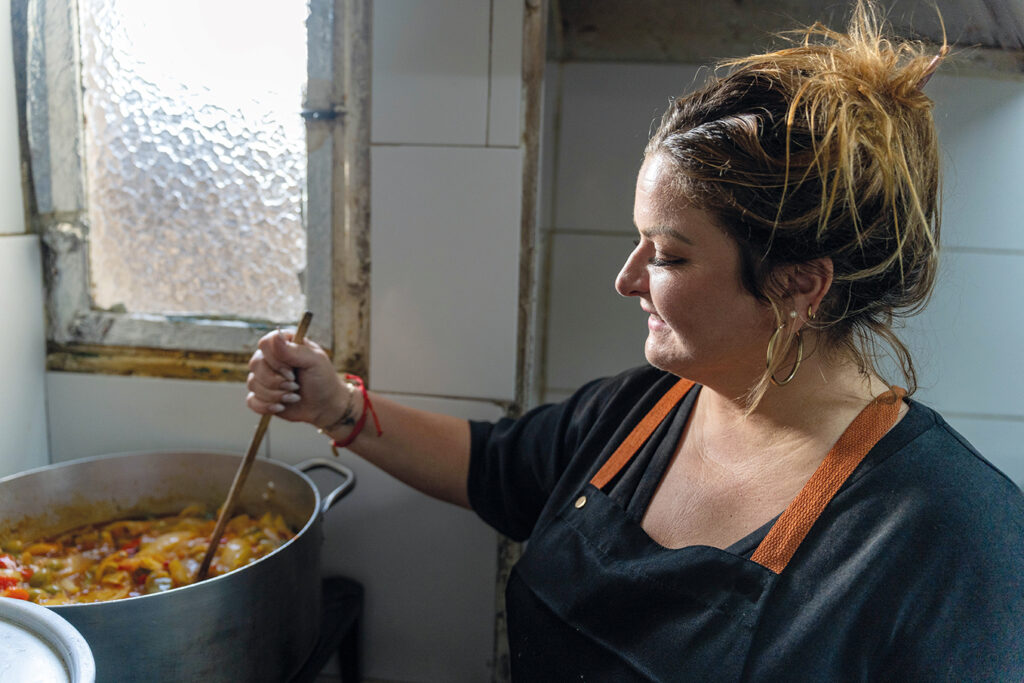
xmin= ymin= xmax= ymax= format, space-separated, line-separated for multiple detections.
xmin=0 ymin=597 xmax=95 ymax=683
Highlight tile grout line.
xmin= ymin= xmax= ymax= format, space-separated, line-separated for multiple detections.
xmin=371 ymin=141 xmax=518 ymax=149
xmin=944 ymin=246 xmax=1024 ymax=257
xmin=485 ymin=0 xmax=494 ymax=146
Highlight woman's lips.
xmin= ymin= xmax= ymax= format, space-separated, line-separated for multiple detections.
xmin=645 ymin=309 xmax=666 ymax=331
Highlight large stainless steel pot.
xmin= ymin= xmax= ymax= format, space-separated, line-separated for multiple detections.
xmin=0 ymin=451 xmax=355 ymax=683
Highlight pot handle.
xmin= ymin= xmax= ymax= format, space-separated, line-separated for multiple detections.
xmin=296 ymin=458 xmax=357 ymax=514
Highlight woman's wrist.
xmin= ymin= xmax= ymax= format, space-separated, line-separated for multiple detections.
xmin=317 ymin=380 xmax=360 ymax=435
xmin=319 ymin=382 xmax=360 ymax=436
xmin=317 ymin=374 xmax=383 ymax=452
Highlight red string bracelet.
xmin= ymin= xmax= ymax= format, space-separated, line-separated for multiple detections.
xmin=329 ymin=374 xmax=382 ymax=451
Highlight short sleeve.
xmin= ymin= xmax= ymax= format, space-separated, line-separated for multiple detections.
xmin=467 ymin=377 xmax=610 ymax=541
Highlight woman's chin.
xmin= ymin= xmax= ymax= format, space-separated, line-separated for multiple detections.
xmin=643 ymin=343 xmax=685 ymax=376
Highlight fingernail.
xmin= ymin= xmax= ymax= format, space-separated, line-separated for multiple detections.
xmin=283 ymin=369 xmax=296 ymax=382
xmin=280 ymin=381 xmax=299 ymax=392
xmin=268 ymin=403 xmax=285 ymax=413
xmin=281 ymin=393 xmax=301 ymax=404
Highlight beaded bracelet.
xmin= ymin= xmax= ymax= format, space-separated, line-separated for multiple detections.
xmin=321 ymin=374 xmax=382 ymax=456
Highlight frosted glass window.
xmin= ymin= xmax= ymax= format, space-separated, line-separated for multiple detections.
xmin=81 ymin=0 xmax=307 ymax=321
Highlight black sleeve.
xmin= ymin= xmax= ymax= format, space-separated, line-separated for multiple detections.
xmin=466 ymin=376 xmax=612 ymax=541
xmin=881 ymin=427 xmax=1024 ymax=680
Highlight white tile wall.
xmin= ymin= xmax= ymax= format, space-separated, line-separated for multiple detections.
xmin=488 ymin=0 xmax=525 ymax=147
xmin=897 ymin=250 xmax=1024 ymax=419
xmin=358 ymin=6 xmax=529 ymax=675
xmin=45 ymin=374 xmax=267 ymax=462
xmin=0 ymin=236 xmax=48 ymax=477
xmin=929 ymin=73 xmax=1024 ymax=251
xmin=371 ymin=145 xmax=522 ymax=401
xmin=554 ymin=63 xmax=702 ymax=232
xmin=372 ymin=0 xmax=491 ymax=146
xmin=545 ymin=232 xmax=647 ymax=393
xmin=0 ymin=0 xmax=26 ymax=235
xmin=266 ymin=393 xmax=503 ymax=683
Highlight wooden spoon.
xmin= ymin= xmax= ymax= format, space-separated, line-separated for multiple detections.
xmin=195 ymin=311 xmax=313 ymax=582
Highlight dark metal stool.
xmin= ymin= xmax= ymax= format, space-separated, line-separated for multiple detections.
xmin=290 ymin=577 xmax=364 ymax=682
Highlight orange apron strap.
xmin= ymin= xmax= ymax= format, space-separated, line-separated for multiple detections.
xmin=750 ymin=387 xmax=907 ymax=574
xmin=590 ymin=378 xmax=695 ymax=490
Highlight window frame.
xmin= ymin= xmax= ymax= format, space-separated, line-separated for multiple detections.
xmin=14 ymin=0 xmax=371 ymax=381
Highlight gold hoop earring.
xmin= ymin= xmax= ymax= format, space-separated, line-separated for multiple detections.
xmin=807 ymin=305 xmax=816 ymax=320
xmin=766 ymin=324 xmax=804 ymax=386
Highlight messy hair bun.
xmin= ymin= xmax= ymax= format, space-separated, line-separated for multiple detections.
xmin=647 ymin=0 xmax=946 ymax=400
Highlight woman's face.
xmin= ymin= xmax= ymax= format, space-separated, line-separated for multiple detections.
xmin=615 ymin=155 xmax=776 ymax=387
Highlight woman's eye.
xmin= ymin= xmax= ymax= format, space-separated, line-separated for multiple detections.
xmin=632 ymin=237 xmax=685 ymax=267
xmin=648 ymin=255 xmax=686 ymax=267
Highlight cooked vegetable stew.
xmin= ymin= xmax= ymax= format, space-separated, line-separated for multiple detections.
xmin=0 ymin=505 xmax=295 ymax=604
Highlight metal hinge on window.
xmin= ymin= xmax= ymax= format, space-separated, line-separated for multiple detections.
xmin=300 ymin=106 xmax=346 ymax=121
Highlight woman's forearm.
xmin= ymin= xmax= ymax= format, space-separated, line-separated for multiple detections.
xmin=319 ymin=389 xmax=473 ymax=508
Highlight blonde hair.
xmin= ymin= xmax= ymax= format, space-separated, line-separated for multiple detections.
xmin=646 ymin=0 xmax=946 ymax=405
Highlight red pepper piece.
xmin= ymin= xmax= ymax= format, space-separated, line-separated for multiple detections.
xmin=120 ymin=538 xmax=141 ymax=554
xmin=2 ymin=587 xmax=30 ymax=600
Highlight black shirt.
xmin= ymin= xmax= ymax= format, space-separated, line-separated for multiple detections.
xmin=468 ymin=365 xmax=1024 ymax=680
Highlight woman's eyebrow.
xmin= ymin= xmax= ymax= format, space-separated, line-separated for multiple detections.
xmin=639 ymin=225 xmax=695 ymax=245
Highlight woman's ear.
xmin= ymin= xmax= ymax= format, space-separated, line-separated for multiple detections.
xmin=773 ymin=257 xmax=833 ymax=317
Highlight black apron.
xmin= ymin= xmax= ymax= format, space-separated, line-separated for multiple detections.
xmin=506 ymin=378 xmax=905 ymax=681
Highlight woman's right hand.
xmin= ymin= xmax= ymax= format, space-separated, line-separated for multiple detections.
xmin=248 ymin=331 xmax=472 ymax=507
xmin=245 ymin=330 xmax=354 ymax=431
xmin=248 ymin=333 xmax=472 ymax=508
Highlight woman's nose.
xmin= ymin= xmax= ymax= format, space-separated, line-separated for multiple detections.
xmin=615 ymin=246 xmax=647 ymax=298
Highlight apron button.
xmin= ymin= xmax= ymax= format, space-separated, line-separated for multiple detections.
xmin=574 ymin=495 xmax=587 ymax=509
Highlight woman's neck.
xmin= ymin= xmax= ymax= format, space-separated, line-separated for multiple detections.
xmin=691 ymin=349 xmax=892 ymax=469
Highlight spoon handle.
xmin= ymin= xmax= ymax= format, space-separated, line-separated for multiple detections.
xmin=196 ymin=311 xmax=313 ymax=582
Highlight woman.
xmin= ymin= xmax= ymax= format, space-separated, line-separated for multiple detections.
xmin=247 ymin=3 xmax=1024 ymax=679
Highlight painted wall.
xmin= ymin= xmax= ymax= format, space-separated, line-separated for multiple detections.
xmin=42 ymin=1 xmax=525 ymax=682
xmin=0 ymin=0 xmax=49 ymax=479
xmin=540 ymin=61 xmax=1024 ymax=486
